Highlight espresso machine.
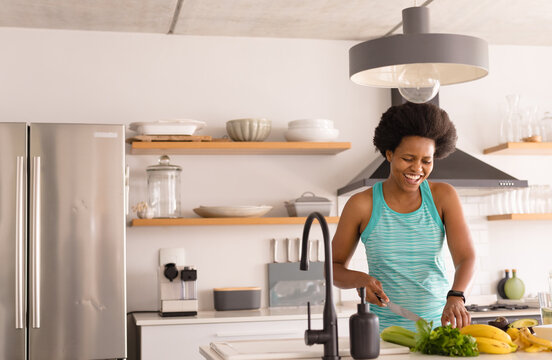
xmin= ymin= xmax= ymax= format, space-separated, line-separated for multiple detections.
xmin=159 ymin=263 xmax=198 ymax=317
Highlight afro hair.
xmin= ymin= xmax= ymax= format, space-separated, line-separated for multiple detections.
xmin=373 ymin=102 xmax=457 ymax=159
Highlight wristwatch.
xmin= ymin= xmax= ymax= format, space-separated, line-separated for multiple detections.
xmin=447 ymin=290 xmax=465 ymax=303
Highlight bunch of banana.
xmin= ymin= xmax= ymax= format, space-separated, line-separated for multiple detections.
xmin=459 ymin=324 xmax=517 ymax=354
xmin=507 ymin=327 xmax=552 ymax=352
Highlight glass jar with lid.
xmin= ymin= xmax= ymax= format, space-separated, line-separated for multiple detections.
xmin=147 ymin=155 xmax=181 ymax=218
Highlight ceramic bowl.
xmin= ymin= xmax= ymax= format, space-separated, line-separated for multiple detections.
xmin=288 ymin=119 xmax=334 ymax=129
xmin=284 ymin=127 xmax=339 ymax=142
xmin=533 ymin=324 xmax=552 ymax=341
xmin=226 ymin=118 xmax=272 ymax=141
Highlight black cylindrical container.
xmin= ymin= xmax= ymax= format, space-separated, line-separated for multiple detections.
xmin=497 ymin=269 xmax=510 ymax=299
xmin=349 ymin=287 xmax=380 ymax=359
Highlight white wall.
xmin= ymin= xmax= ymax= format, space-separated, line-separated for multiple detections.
xmin=1 ymin=28 xmax=550 ymax=313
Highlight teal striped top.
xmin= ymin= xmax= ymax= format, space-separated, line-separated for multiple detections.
xmin=360 ymin=180 xmax=449 ymax=332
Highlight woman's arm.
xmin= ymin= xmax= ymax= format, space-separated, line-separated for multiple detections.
xmin=332 ymin=191 xmax=388 ymax=306
xmin=433 ymin=182 xmax=476 ymax=328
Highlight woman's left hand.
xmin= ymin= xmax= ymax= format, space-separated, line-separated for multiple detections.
xmin=441 ymin=297 xmax=470 ymax=329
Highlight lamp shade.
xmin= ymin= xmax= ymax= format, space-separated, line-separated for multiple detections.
xmin=349 ymin=7 xmax=489 ymax=88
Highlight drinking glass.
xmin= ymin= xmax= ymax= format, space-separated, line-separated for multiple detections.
xmin=538 ymin=292 xmax=552 ymax=325
xmin=541 ymin=112 xmax=552 ymax=142
xmin=500 ymin=94 xmax=520 ymax=143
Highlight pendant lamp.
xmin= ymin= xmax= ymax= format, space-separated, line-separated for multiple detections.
xmin=349 ymin=6 xmax=489 ymax=103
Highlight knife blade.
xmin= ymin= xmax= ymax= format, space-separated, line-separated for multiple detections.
xmin=386 ymin=301 xmax=423 ymax=322
xmin=374 ymin=293 xmax=422 ymax=321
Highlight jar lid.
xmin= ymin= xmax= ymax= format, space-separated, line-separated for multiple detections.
xmin=146 ymin=155 xmax=182 ymax=172
xmin=294 ymin=191 xmax=330 ymax=203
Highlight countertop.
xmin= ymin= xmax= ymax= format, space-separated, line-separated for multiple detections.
xmin=199 ymin=345 xmax=548 ymax=360
xmin=133 ymin=305 xmax=356 ymax=326
xmin=133 ymin=306 xmax=541 ymax=326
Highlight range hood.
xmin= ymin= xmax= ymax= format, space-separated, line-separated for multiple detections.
xmin=337 ymin=148 xmax=528 ymax=197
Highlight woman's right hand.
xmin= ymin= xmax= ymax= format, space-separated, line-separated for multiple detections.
xmin=359 ymin=275 xmax=389 ymax=307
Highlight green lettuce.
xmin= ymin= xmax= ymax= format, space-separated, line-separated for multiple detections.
xmin=413 ymin=319 xmax=479 ymax=357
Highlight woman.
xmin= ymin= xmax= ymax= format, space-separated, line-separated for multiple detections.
xmin=333 ymin=102 xmax=475 ymax=331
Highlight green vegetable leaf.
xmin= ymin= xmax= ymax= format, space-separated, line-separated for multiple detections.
xmin=413 ymin=319 xmax=479 ymax=357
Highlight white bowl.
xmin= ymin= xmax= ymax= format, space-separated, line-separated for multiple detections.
xmin=284 ymin=127 xmax=339 ymax=142
xmin=288 ymin=119 xmax=334 ymax=129
xmin=534 ymin=324 xmax=552 ymax=341
xmin=226 ymin=118 xmax=272 ymax=141
xmin=129 ymin=119 xmax=205 ymax=135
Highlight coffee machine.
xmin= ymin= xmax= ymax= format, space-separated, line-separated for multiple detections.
xmin=159 ymin=263 xmax=198 ymax=317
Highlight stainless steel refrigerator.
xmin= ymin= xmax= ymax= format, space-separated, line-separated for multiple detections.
xmin=0 ymin=123 xmax=127 ymax=359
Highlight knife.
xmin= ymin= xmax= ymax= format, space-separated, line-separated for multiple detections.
xmin=387 ymin=301 xmax=423 ymax=322
xmin=374 ymin=293 xmax=422 ymax=322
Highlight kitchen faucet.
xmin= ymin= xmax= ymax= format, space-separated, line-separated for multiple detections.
xmin=300 ymin=212 xmax=340 ymax=360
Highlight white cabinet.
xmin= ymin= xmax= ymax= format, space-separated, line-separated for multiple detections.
xmin=136 ymin=316 xmax=350 ymax=360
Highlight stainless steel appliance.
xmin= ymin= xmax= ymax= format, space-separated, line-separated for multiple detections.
xmin=467 ymin=304 xmax=542 ymax=325
xmin=0 ymin=123 xmax=127 ymax=359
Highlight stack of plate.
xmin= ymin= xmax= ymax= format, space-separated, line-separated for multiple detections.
xmin=284 ymin=119 xmax=339 ymax=142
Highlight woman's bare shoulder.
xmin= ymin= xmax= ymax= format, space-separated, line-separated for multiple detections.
xmin=338 ymin=188 xmax=373 ymax=235
xmin=345 ymin=188 xmax=373 ymax=212
xmin=428 ymin=181 xmax=458 ymax=198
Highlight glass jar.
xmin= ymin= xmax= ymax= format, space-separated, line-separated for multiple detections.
xmin=500 ymin=94 xmax=520 ymax=143
xmin=147 ymin=155 xmax=182 ymax=218
xmin=541 ymin=111 xmax=552 ymax=142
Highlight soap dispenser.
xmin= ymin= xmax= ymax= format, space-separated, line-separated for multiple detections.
xmin=349 ymin=287 xmax=379 ymax=359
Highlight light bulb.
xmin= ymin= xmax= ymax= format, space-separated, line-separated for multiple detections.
xmin=397 ymin=64 xmax=440 ymax=103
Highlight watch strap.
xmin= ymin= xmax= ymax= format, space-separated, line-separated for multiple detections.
xmin=447 ymin=290 xmax=466 ymax=303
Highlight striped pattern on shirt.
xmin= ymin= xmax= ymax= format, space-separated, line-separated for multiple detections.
xmin=360 ymin=180 xmax=449 ymax=332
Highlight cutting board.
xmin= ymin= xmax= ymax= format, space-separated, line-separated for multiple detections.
xmin=210 ymin=338 xmax=409 ymax=359
xmin=267 ymin=262 xmax=325 ymax=307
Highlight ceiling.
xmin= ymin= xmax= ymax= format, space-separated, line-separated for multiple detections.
xmin=1 ymin=0 xmax=551 ymax=46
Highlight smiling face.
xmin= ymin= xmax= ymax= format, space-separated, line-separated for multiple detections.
xmin=385 ymin=136 xmax=435 ymax=191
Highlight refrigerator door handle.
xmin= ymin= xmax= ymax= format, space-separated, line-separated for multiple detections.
xmin=31 ymin=156 xmax=41 ymax=329
xmin=15 ymin=156 xmax=25 ymax=329
xmin=125 ymin=164 xmax=130 ymax=216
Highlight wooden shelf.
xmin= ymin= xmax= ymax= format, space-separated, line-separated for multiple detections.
xmin=131 ymin=216 xmax=340 ymax=226
xmin=483 ymin=142 xmax=552 ymax=155
xmin=487 ymin=213 xmax=552 ymax=221
xmin=129 ymin=141 xmax=351 ymax=155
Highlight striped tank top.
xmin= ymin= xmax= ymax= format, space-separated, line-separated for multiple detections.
xmin=360 ymin=180 xmax=449 ymax=332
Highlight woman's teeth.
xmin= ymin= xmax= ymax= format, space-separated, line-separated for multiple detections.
xmin=404 ymin=174 xmax=421 ymax=182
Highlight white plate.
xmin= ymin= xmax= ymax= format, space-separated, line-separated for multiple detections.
xmin=193 ymin=205 xmax=272 ymax=218
xmin=129 ymin=119 xmax=206 ymax=135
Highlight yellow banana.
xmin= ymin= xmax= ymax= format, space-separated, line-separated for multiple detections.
xmin=460 ymin=324 xmax=512 ymax=343
xmin=512 ymin=336 xmax=531 ymax=350
xmin=474 ymin=337 xmax=517 ymax=354
xmin=524 ymin=344 xmax=548 ymax=353
xmin=520 ymin=327 xmax=552 ymax=350
xmin=506 ymin=327 xmax=520 ymax=341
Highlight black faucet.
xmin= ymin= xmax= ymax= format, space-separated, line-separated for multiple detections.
xmin=300 ymin=212 xmax=340 ymax=360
